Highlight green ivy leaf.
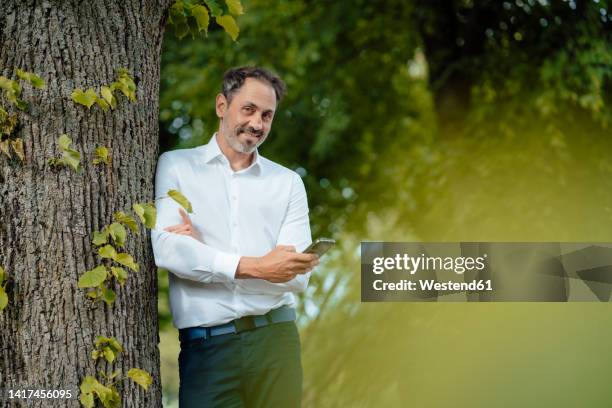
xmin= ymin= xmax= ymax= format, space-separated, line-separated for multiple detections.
xmin=58 ymin=134 xmax=72 ymax=150
xmin=133 ymin=203 xmax=157 ymax=229
xmin=100 ymin=86 xmax=116 ymax=109
xmin=0 ymin=76 xmax=27 ymax=110
xmin=215 ymin=15 xmax=239 ymax=41
xmin=225 ymin=0 xmax=244 ymax=15
xmin=0 ymin=140 xmax=11 ymax=158
xmin=127 ymin=368 xmax=153 ymax=391
xmin=102 ymin=346 xmax=115 ymax=363
xmin=100 ymin=284 xmax=116 ymax=305
xmin=0 ymin=265 xmax=4 ymax=284
xmin=0 ymin=286 xmax=8 ymax=312
xmin=98 ymin=245 xmax=117 ymax=260
xmin=79 ymin=375 xmax=98 ymax=396
xmin=95 ymin=97 xmax=110 ymax=112
xmin=111 ymin=266 xmax=128 ymax=285
xmin=11 ymin=138 xmax=24 ymax=161
xmin=113 ymin=211 xmax=138 ymax=234
xmin=16 ymin=69 xmax=46 ymax=89
xmin=167 ymin=189 xmax=193 ymax=213
xmin=63 ymin=149 xmax=81 ymax=171
xmin=191 ymin=5 xmax=210 ymax=34
xmin=0 ymin=106 xmax=18 ymax=137
xmin=92 ymin=229 xmax=109 ymax=246
xmin=93 ymin=146 xmax=109 ymax=165
xmin=112 ymin=68 xmax=136 ymax=102
xmin=80 ymin=391 xmax=94 ymax=408
xmin=71 ymin=88 xmax=98 ymax=109
xmin=114 ymin=252 xmax=138 ymax=272
xmin=102 ymin=386 xmax=121 ymax=408
xmin=107 ymin=337 xmax=123 ymax=353
xmin=78 ymin=266 xmax=108 ymax=288
xmin=87 ymin=290 xmax=98 ymax=299
xmin=204 ymin=0 xmax=222 ymax=17
xmin=108 ymin=222 xmax=126 ymax=247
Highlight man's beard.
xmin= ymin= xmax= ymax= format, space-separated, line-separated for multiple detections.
xmin=224 ymin=125 xmax=265 ymax=154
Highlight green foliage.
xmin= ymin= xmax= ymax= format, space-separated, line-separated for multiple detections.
xmin=127 ymin=368 xmax=153 ymax=391
xmin=0 ymin=266 xmax=7 ymax=312
xmin=107 ymin=223 xmax=127 ymax=248
xmin=110 ymin=267 xmax=128 ymax=286
xmin=78 ymin=266 xmax=108 ymax=288
xmin=92 ymin=336 xmax=123 ymax=364
xmin=80 ymin=336 xmax=152 ymax=408
xmin=191 ymin=5 xmax=210 ymax=34
xmin=8 ymin=138 xmax=24 ymax=161
xmin=225 ymin=0 xmax=244 ymax=16
xmin=71 ymin=88 xmax=98 ymax=109
xmin=110 ymin=68 xmax=137 ymax=102
xmin=79 ymin=375 xmax=121 ymax=408
xmin=93 ymin=146 xmax=110 ymax=165
xmin=167 ymin=0 xmax=244 ymax=41
xmin=71 ymin=68 xmax=136 ymax=111
xmin=214 ymin=15 xmax=239 ymax=41
xmin=113 ymin=211 xmax=139 ymax=234
xmin=0 ymin=106 xmax=18 ymax=138
xmin=166 ymin=189 xmax=193 ymax=213
xmin=132 ymin=203 xmax=157 ymax=228
xmin=0 ymin=75 xmax=26 ymax=110
xmin=47 ymin=134 xmax=81 ymax=171
xmin=16 ymin=69 xmax=46 ymax=89
xmin=0 ymin=69 xmax=45 ymax=163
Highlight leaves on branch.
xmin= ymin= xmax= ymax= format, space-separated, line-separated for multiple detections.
xmin=71 ymin=88 xmax=98 ymax=109
xmin=133 ymin=202 xmax=157 ymax=229
xmin=215 ymin=15 xmax=239 ymax=41
xmin=16 ymin=69 xmax=46 ymax=89
xmin=113 ymin=211 xmax=139 ymax=234
xmin=48 ymin=134 xmax=81 ymax=171
xmin=78 ymin=266 xmax=108 ymax=288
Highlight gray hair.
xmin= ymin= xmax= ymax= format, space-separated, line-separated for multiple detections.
xmin=222 ymin=66 xmax=287 ymax=104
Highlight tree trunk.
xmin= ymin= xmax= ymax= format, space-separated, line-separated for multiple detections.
xmin=0 ymin=1 xmax=170 ymax=406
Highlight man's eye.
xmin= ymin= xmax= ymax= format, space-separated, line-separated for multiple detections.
xmin=243 ymin=107 xmax=254 ymax=113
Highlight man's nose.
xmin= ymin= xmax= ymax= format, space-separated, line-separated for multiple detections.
xmin=250 ymin=114 xmax=263 ymax=130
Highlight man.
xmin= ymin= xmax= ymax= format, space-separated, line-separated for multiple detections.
xmin=151 ymin=67 xmax=318 ymax=408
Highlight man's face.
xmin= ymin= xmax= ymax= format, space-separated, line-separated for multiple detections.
xmin=216 ymin=78 xmax=277 ymax=154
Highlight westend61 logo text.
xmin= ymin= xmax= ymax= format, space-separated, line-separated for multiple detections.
xmin=372 ymin=253 xmax=488 ymax=275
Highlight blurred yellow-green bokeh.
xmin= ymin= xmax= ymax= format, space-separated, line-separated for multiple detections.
xmin=158 ymin=0 xmax=612 ymax=406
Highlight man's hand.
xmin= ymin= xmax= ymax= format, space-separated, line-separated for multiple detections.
xmin=236 ymin=245 xmax=319 ymax=283
xmin=163 ymin=208 xmax=204 ymax=243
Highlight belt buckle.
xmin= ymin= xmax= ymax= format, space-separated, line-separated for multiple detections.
xmin=233 ymin=315 xmax=256 ymax=333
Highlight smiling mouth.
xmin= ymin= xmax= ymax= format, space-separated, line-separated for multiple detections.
xmin=240 ymin=131 xmax=262 ymax=138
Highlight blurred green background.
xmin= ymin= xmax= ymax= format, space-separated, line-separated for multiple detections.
xmin=157 ymin=1 xmax=612 ymax=406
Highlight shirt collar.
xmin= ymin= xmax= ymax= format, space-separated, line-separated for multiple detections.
xmin=202 ymin=133 xmax=263 ymax=176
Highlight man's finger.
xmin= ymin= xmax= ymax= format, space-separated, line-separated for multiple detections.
xmin=178 ymin=208 xmax=192 ymax=226
xmin=276 ymin=245 xmax=296 ymax=252
xmin=164 ymin=225 xmax=181 ymax=232
xmin=292 ymin=253 xmax=318 ymax=263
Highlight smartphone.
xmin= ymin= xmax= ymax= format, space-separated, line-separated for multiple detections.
xmin=303 ymin=238 xmax=336 ymax=257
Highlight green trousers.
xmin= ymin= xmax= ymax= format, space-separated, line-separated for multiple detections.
xmin=178 ymin=320 xmax=303 ymax=408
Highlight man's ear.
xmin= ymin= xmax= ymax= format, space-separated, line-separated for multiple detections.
xmin=215 ymin=93 xmax=227 ymax=119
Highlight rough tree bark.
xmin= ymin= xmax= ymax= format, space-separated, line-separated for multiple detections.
xmin=0 ymin=1 xmax=171 ymax=406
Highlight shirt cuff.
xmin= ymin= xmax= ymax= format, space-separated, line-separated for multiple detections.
xmin=212 ymin=251 xmax=241 ymax=281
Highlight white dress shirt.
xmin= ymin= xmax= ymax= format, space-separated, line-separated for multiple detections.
xmin=151 ymin=134 xmax=312 ymax=329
